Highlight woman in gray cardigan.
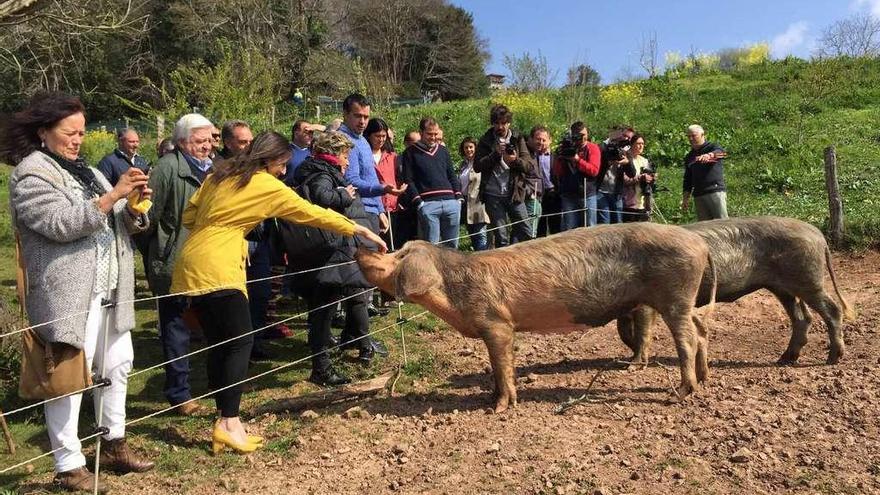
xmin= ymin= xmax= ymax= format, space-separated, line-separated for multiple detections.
xmin=0 ymin=93 xmax=155 ymax=492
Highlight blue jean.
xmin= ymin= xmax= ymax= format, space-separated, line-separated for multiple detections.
xmin=418 ymin=199 xmax=461 ymax=248
xmin=483 ymin=194 xmax=532 ymax=247
xmin=466 ymin=222 xmax=488 ymax=251
xmin=596 ymin=191 xmax=622 ymax=224
xmin=559 ymin=192 xmax=597 ymax=231
xmin=525 ymin=197 xmax=542 ymax=238
xmin=158 ymin=296 xmax=193 ymax=405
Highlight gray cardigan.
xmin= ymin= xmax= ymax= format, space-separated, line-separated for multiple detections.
xmin=10 ymin=151 xmax=148 ymax=349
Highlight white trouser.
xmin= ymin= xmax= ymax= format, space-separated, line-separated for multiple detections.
xmin=44 ymin=291 xmax=134 ymax=473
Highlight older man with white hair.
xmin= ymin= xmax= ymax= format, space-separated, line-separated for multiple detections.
xmin=145 ymin=113 xmax=214 ymax=416
xmin=681 ymin=124 xmax=729 ymax=221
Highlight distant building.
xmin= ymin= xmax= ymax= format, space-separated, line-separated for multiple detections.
xmin=487 ymin=73 xmax=506 ymax=91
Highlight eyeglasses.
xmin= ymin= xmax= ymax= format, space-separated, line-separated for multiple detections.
xmin=211 ymin=134 xmax=221 ymax=139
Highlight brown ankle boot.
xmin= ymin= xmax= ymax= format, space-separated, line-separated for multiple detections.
xmin=54 ymin=466 xmax=107 ymax=493
xmin=99 ymin=437 xmax=155 ymax=473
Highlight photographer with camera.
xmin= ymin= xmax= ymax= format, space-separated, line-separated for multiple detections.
xmin=621 ymin=133 xmax=655 ymax=222
xmin=596 ymin=126 xmax=635 ymax=224
xmin=552 ymin=121 xmax=600 ymax=231
xmin=474 ymin=104 xmax=537 ymax=247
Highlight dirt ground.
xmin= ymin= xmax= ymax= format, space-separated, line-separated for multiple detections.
xmin=77 ymin=252 xmax=880 ymax=494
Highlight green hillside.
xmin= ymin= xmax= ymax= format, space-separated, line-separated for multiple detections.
xmin=384 ymin=56 xmax=880 ymax=247
xmin=3 ymin=56 xmax=878 ymax=248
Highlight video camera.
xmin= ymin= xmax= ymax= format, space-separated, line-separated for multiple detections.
xmin=639 ymin=162 xmax=656 ymax=197
xmin=556 ymin=132 xmax=585 ymax=158
xmin=604 ymin=136 xmax=631 ymax=162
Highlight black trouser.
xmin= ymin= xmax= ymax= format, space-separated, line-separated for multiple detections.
xmin=307 ymin=286 xmax=370 ymax=371
xmin=191 ymin=290 xmax=253 ymax=417
xmin=622 ymin=207 xmax=651 ymax=223
xmin=537 ymin=190 xmax=561 ymax=237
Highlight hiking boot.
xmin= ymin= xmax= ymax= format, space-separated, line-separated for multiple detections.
xmin=99 ymin=438 xmax=155 ymax=474
xmin=54 ymin=467 xmax=106 ymax=494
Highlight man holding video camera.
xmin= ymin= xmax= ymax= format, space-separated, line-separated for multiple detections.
xmin=552 ymin=121 xmax=601 ymax=230
xmin=596 ymin=126 xmax=635 ymax=224
xmin=474 ymin=104 xmax=536 ymax=247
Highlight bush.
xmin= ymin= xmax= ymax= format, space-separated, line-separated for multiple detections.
xmin=80 ymin=129 xmax=116 ymax=166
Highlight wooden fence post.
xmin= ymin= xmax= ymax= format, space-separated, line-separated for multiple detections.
xmin=824 ymin=145 xmax=844 ymax=248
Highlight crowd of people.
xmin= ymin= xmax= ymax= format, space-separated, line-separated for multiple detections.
xmin=0 ymin=90 xmax=728 ymax=492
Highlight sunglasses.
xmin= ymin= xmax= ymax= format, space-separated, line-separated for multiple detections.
xmin=211 ymin=134 xmax=221 ymax=139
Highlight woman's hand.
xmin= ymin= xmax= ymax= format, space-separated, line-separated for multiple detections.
xmin=378 ymin=212 xmax=390 ymax=234
xmin=344 ymin=184 xmax=357 ymax=199
xmin=353 ymin=224 xmax=388 ymax=253
xmin=98 ymin=168 xmax=149 ymax=214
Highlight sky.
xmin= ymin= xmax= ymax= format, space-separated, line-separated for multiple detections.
xmin=450 ymin=0 xmax=880 ymax=84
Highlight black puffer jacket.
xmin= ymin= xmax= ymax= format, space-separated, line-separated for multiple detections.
xmin=291 ymin=156 xmax=371 ymax=289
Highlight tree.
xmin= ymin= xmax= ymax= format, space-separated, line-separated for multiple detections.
xmin=503 ymin=51 xmax=554 ymax=92
xmin=566 ymin=63 xmax=600 ymax=87
xmin=638 ymin=31 xmax=660 ymax=78
xmin=0 ymin=0 xmax=152 ymax=116
xmin=816 ymin=14 xmax=880 ymax=58
xmin=346 ymin=0 xmax=487 ymax=100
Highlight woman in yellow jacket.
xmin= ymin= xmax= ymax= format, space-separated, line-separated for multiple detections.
xmin=171 ymin=131 xmax=386 ymax=454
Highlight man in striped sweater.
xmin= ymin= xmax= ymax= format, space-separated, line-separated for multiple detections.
xmin=401 ymin=117 xmax=463 ymax=248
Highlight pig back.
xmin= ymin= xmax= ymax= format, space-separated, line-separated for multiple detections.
xmin=686 ymin=216 xmax=829 ymax=305
xmin=446 ymin=223 xmax=709 ymax=330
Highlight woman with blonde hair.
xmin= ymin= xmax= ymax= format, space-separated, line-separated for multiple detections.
xmin=171 ymin=130 xmax=386 ymax=454
xmin=290 ymin=131 xmax=386 ymax=385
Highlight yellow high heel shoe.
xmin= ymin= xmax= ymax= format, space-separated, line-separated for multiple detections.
xmin=247 ymin=435 xmax=264 ymax=444
xmin=212 ymin=424 xmax=262 ymax=455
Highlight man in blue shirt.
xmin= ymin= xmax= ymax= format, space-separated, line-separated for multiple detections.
xmin=337 ymin=93 xmax=406 ymax=360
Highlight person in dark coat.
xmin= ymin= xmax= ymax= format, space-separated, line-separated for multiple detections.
xmin=291 ymin=131 xmax=387 ymax=386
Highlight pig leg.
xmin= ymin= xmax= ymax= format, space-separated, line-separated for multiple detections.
xmin=630 ymin=306 xmax=656 ymax=367
xmin=692 ymin=315 xmax=710 ymax=383
xmin=480 ymin=325 xmax=517 ymax=413
xmin=800 ymin=291 xmax=845 ymax=364
xmin=619 ymin=306 xmax=655 ymax=369
xmin=617 ymin=313 xmax=637 ymax=353
xmin=659 ymin=307 xmax=699 ymax=399
xmin=775 ymin=293 xmax=812 ymax=365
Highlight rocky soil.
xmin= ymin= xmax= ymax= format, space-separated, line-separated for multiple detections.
xmin=32 ymin=252 xmax=880 ymax=494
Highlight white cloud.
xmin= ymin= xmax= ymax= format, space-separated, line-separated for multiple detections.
xmin=853 ymin=0 xmax=880 ymax=18
xmin=770 ymin=21 xmax=810 ymax=58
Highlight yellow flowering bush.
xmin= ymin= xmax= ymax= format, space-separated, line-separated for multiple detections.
xmin=600 ymin=83 xmax=642 ymax=107
xmin=81 ymin=128 xmax=116 ymax=166
xmin=740 ymin=43 xmax=770 ymax=66
xmin=493 ymin=92 xmax=554 ymax=133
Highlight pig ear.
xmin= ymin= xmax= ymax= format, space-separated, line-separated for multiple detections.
xmin=394 ymin=244 xmax=441 ymax=300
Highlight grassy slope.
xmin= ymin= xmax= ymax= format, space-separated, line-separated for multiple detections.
xmin=384 ymin=57 xmax=880 ymax=247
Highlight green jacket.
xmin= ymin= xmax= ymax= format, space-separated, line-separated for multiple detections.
xmin=146 ymin=150 xmax=203 ymax=295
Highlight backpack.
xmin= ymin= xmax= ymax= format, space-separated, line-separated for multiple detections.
xmin=275 ymin=171 xmax=340 ymax=270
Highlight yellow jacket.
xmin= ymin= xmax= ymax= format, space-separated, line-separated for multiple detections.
xmin=170 ymin=171 xmax=355 ymax=297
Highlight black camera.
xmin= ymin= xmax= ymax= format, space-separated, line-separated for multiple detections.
xmin=604 ymin=137 xmax=631 ymax=162
xmin=504 ymin=143 xmax=516 ymax=155
xmin=556 ymin=132 xmax=584 ymax=158
xmin=639 ymin=162 xmax=656 ymax=197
